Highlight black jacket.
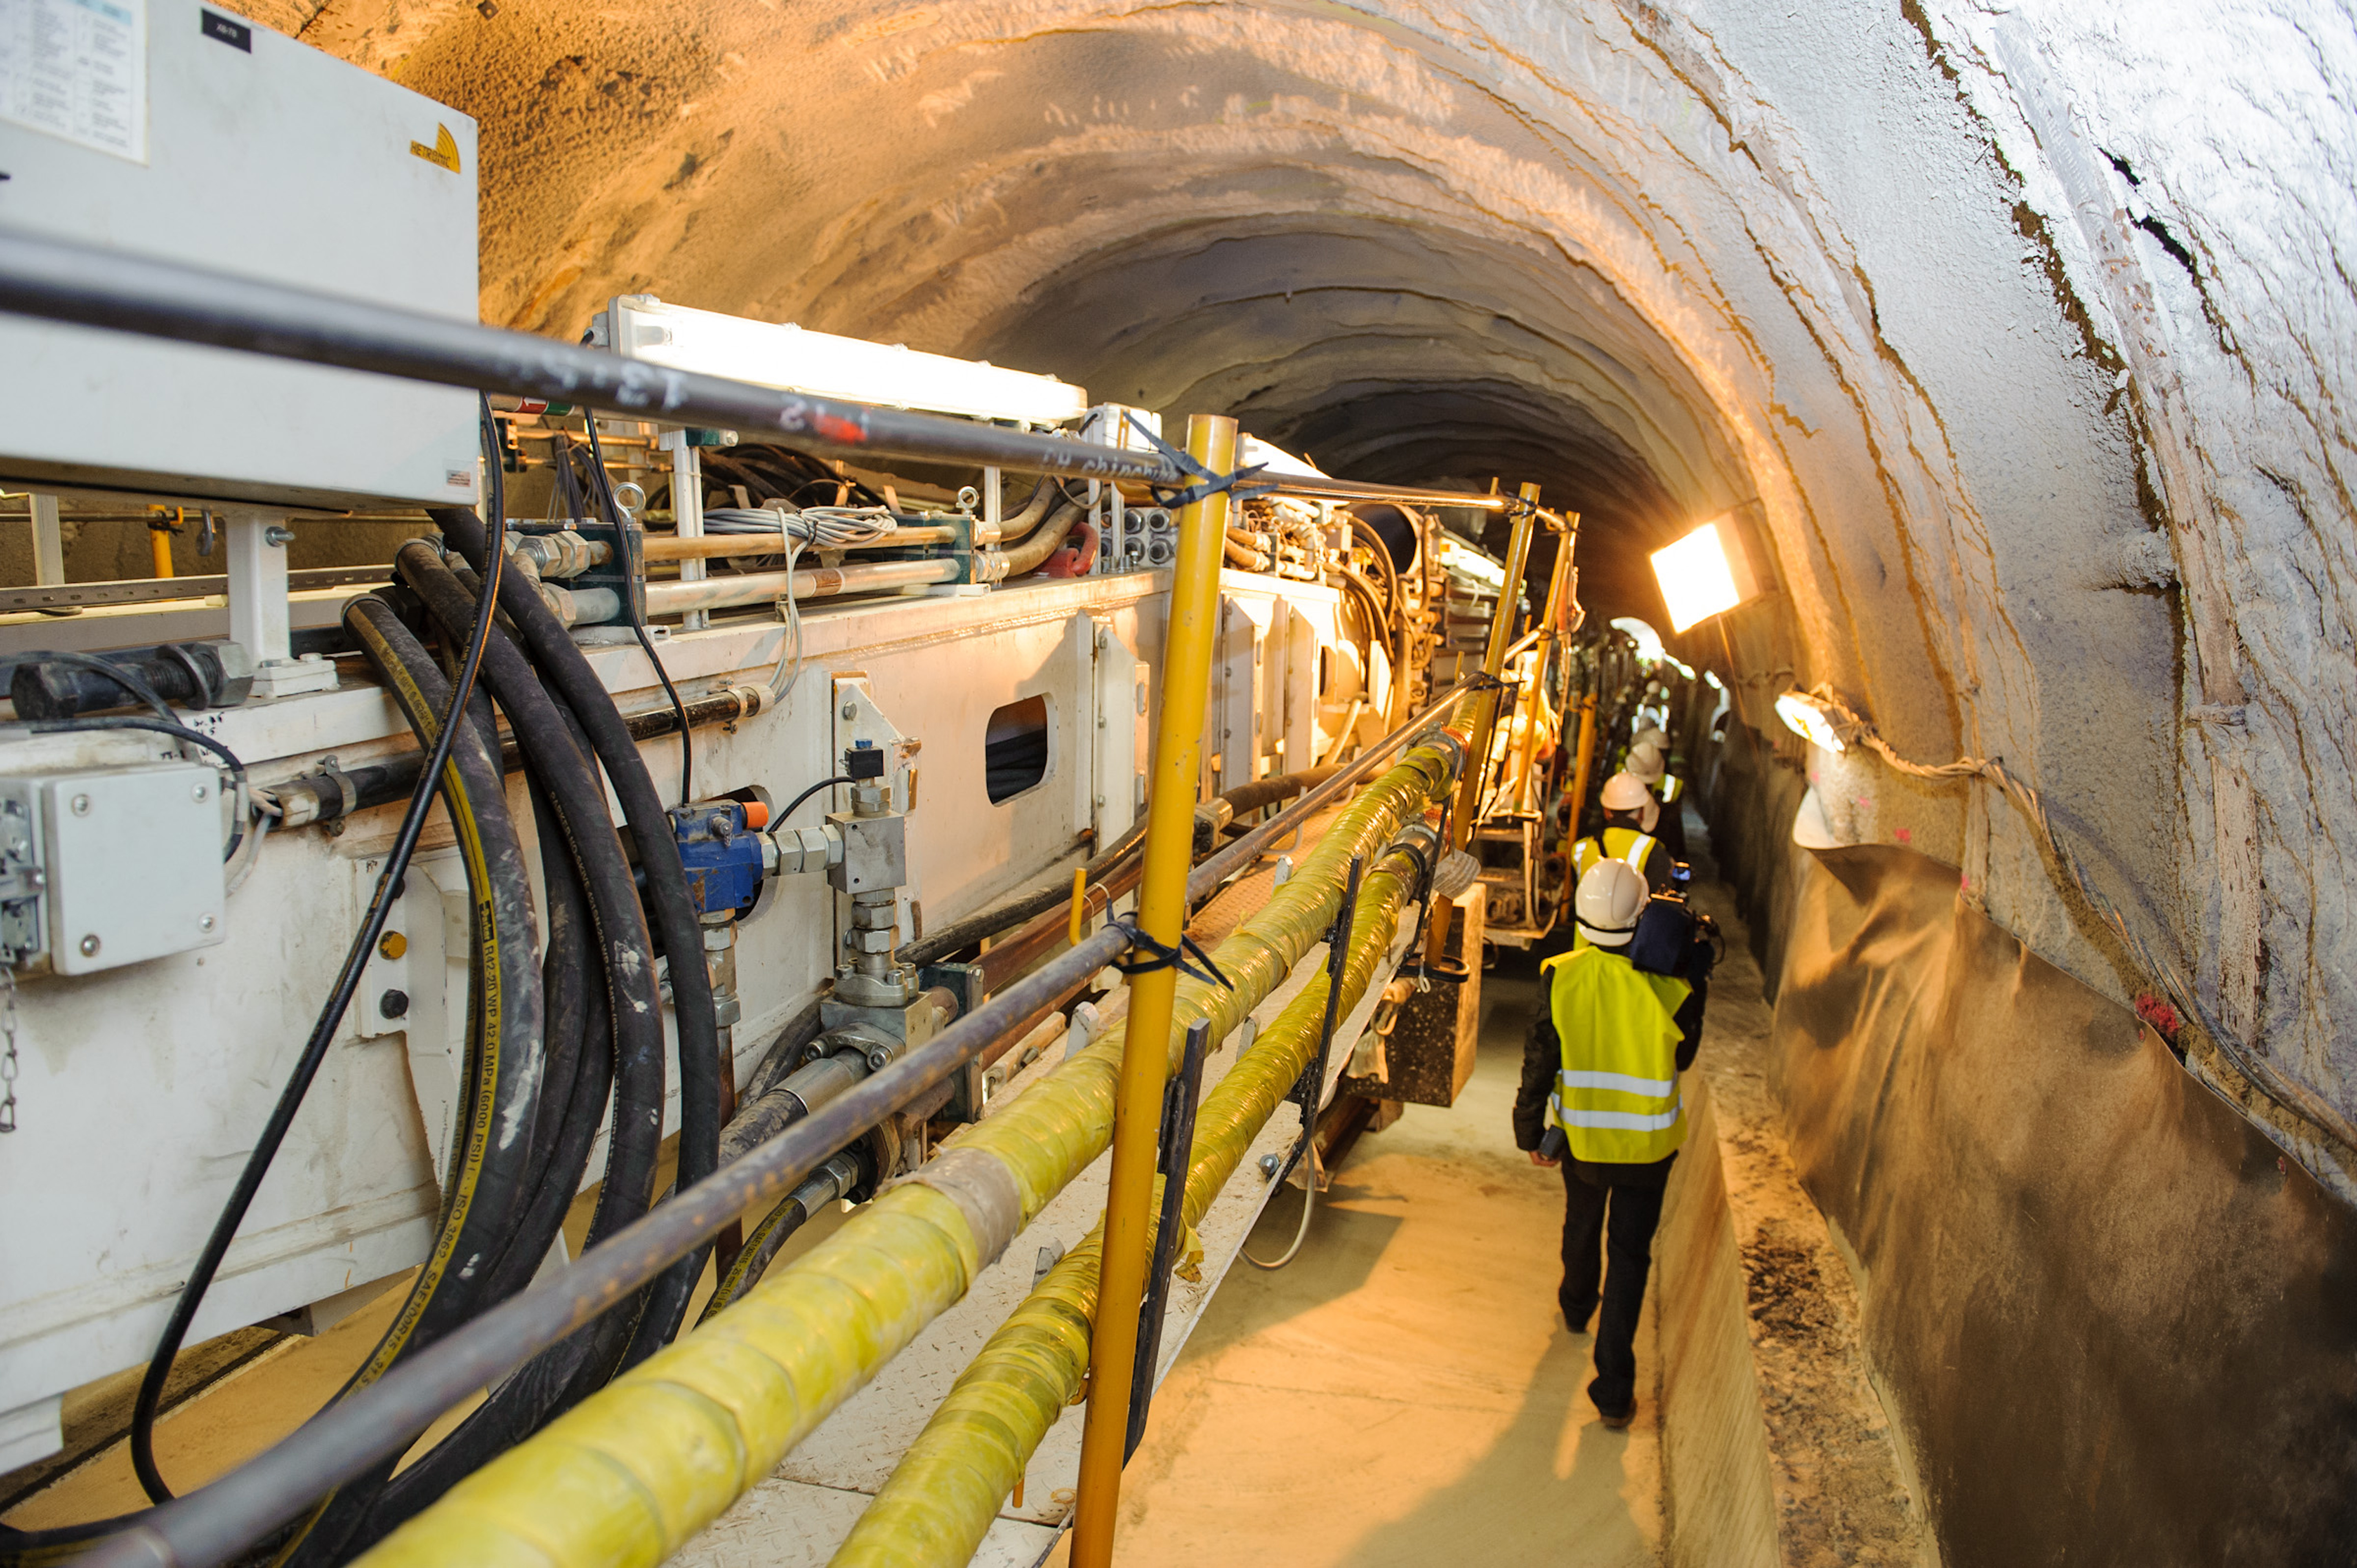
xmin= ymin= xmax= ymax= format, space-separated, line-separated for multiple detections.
xmin=1514 ymin=966 xmax=1707 ymax=1184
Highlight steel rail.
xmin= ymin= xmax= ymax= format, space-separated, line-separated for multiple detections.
xmin=0 ymin=231 xmax=1169 ymax=484
xmin=0 ymin=231 xmax=1502 ymax=517
xmin=1261 ymin=476 xmax=1512 ymax=511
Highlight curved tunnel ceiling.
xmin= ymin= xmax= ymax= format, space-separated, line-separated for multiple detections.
xmin=261 ymin=1 xmax=2357 ymax=1144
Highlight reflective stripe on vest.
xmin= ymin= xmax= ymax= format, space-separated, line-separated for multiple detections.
xmin=1659 ymin=775 xmax=1684 ymax=803
xmin=1538 ymin=945 xmax=1690 ymax=1163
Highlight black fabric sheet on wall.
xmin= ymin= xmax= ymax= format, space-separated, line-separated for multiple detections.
xmin=1773 ymin=843 xmax=2357 ymax=1566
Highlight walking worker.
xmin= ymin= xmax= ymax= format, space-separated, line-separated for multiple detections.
xmin=1569 ymin=771 xmax=1677 ymax=904
xmin=1514 ymin=859 xmax=1706 ymax=1429
xmin=1622 ymin=738 xmax=1688 ymax=861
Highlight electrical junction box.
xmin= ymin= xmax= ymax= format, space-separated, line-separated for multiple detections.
xmin=0 ymin=0 xmax=481 ymax=508
xmin=0 ymin=759 xmax=226 ymax=975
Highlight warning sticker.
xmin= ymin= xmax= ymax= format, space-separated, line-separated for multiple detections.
xmin=0 ymin=0 xmax=148 ymax=163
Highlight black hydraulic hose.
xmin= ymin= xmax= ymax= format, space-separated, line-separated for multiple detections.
xmin=1217 ymin=764 xmax=1343 ymax=820
xmin=697 ymin=1152 xmax=864 ymax=1326
xmin=269 ymin=600 xmax=548 ymax=1568
xmin=431 ymin=506 xmax=724 ymax=1357
xmin=778 ymin=773 xmax=855 ymax=825
xmin=394 ymin=545 xmax=668 ymax=1274
xmin=113 ymin=405 xmax=508 ymax=1513
xmin=997 ymin=496 xmax=1088 ymax=577
xmin=900 ymin=816 xmax=1149 ymax=971
xmin=485 ymin=776 xmax=593 ymax=1299
xmin=582 ymin=415 xmax=693 ymax=806
xmin=991 ymin=474 xmax=1058 ymax=542
xmin=347 ymin=683 xmax=662 ymax=1552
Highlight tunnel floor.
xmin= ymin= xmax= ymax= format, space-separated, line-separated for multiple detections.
xmin=1056 ymin=955 xmax=1702 ymax=1564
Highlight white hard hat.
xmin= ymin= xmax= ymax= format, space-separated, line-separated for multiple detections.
xmin=1600 ymin=771 xmax=1661 ymax=832
xmin=1575 ymin=859 xmax=1648 ymax=947
xmin=1633 ymin=725 xmax=1670 ymax=752
xmin=1626 ymin=740 xmax=1667 ymax=786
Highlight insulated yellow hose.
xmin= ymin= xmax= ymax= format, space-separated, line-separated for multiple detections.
xmin=354 ymin=741 xmax=1457 ymax=1568
xmin=828 ymin=831 xmax=1431 ymax=1568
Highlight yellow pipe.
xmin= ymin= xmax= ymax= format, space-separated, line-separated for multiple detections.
xmin=354 ymin=745 xmax=1452 ymax=1568
xmin=1070 ymin=409 xmax=1233 ymax=1568
xmin=148 ymin=508 xmax=177 ymax=579
xmin=1510 ymin=522 xmax=1578 ymax=813
xmin=1450 ymin=482 xmax=1540 ymax=851
xmin=829 ymin=828 xmax=1436 ymax=1568
xmin=1566 ymin=689 xmax=1600 ymax=841
xmin=1428 ymin=482 xmax=1539 ymax=966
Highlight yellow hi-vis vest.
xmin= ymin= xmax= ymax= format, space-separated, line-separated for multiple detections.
xmin=1658 ymin=774 xmax=1685 ymax=805
xmin=1570 ymin=826 xmax=1661 ymax=882
xmin=1539 ymin=946 xmax=1691 ymax=1163
xmin=1567 ymin=829 xmax=1662 ymax=951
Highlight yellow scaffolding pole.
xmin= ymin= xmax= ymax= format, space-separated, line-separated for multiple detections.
xmin=1068 ymin=412 xmax=1237 ymax=1568
xmin=1425 ymin=483 xmax=1538 ymax=967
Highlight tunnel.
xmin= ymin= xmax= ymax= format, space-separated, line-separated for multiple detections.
xmin=1 ymin=2 xmax=2352 ymax=1564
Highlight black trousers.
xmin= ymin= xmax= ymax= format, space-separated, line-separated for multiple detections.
xmin=1558 ymin=1158 xmax=1670 ymax=1416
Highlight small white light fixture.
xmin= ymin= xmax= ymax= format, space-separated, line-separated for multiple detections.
xmin=1775 ymin=690 xmax=1847 ymax=752
xmin=600 ymin=295 xmax=1092 ymax=426
xmin=1649 ymin=513 xmax=1763 ymax=632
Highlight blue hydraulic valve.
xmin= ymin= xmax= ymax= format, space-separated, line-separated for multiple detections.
xmin=671 ymin=798 xmax=773 ymax=919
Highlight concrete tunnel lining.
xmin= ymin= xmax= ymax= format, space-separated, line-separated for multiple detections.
xmin=109 ymin=0 xmax=2357 ymax=1559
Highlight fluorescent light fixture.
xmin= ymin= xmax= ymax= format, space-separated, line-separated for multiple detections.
xmin=1775 ymin=691 xmax=1846 ymax=752
xmin=1650 ymin=513 xmax=1763 ymax=632
xmin=601 ymin=295 xmax=1091 ymax=426
xmin=1238 ymin=435 xmax=1327 ymax=479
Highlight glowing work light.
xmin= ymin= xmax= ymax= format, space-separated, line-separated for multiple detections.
xmin=1648 ymin=514 xmax=1763 ymax=632
xmin=600 ymin=295 xmax=1092 ymax=426
xmin=1774 ymin=691 xmax=1847 ymax=752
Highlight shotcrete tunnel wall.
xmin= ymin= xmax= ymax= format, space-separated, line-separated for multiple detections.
xmin=233 ymin=0 xmax=2357 ymax=1558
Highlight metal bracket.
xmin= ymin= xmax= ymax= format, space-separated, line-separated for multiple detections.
xmin=1127 ymin=1015 xmax=1210 ymax=1460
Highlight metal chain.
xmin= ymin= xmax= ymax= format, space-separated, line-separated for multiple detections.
xmin=1 ymin=960 xmax=18 ymax=1132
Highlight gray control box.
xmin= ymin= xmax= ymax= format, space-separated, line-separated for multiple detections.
xmin=0 ymin=762 xmax=227 ymax=976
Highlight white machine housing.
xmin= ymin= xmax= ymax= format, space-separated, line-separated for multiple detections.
xmin=0 ymin=0 xmax=480 ymax=507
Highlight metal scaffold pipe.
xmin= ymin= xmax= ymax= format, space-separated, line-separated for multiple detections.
xmin=639 ymin=556 xmax=957 ymax=615
xmin=1069 ymin=412 xmax=1237 ymax=1568
xmin=0 ymin=230 xmax=1516 ymax=514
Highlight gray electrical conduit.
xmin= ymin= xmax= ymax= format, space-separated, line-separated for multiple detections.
xmin=75 ymin=678 xmax=1480 ymax=1568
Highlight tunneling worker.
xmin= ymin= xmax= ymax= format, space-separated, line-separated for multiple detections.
xmin=1568 ymin=771 xmax=1678 ymax=912
xmin=1515 ymin=858 xmax=1707 ymax=1429
xmin=1623 ymin=735 xmax=1689 ymax=863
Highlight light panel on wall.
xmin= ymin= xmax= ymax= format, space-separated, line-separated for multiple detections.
xmin=1649 ymin=514 xmax=1763 ymax=632
xmin=601 ymin=295 xmax=1092 ymax=426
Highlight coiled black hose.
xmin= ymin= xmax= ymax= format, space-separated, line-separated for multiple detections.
xmin=267 ymin=597 xmax=549 ymax=1567
xmin=431 ymin=506 xmax=724 ymax=1364
xmin=318 ymin=547 xmax=676 ymax=1555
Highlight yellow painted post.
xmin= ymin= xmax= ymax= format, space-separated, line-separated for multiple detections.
xmin=148 ymin=508 xmax=178 ymax=578
xmin=1069 ymin=412 xmax=1237 ymax=1568
xmin=1428 ymin=484 xmax=1539 ymax=965
xmin=1566 ymin=690 xmax=1600 ymax=848
xmin=1510 ymin=520 xmax=1577 ymax=813
xmin=1448 ymin=483 xmax=1539 ymax=848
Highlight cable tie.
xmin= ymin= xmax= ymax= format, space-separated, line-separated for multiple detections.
xmin=1107 ymin=913 xmax=1234 ymax=990
xmin=1122 ymin=412 xmax=1276 ymax=510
